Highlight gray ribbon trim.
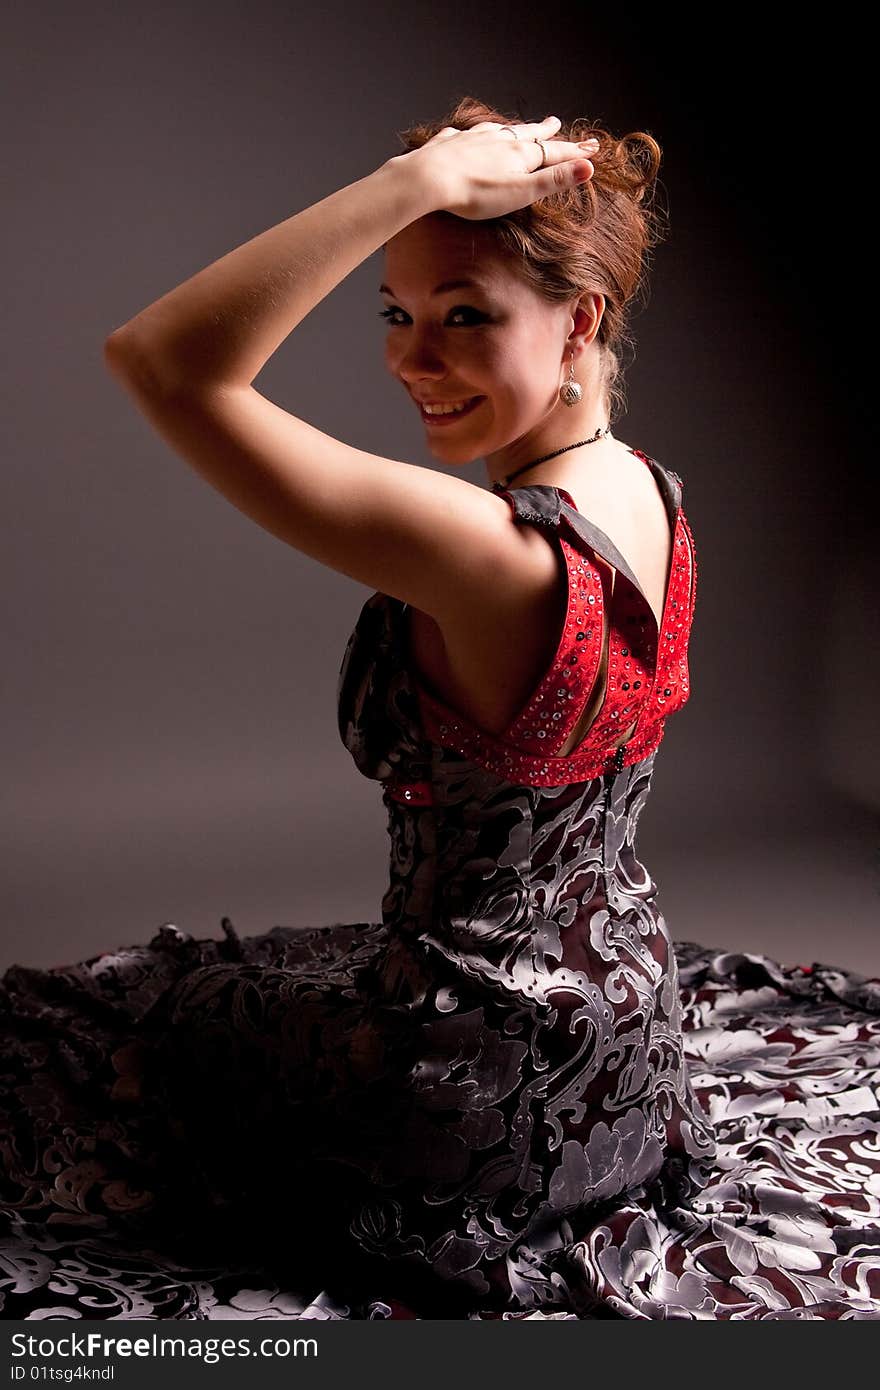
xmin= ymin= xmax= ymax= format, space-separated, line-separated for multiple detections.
xmin=500 ymin=456 xmax=683 ymax=623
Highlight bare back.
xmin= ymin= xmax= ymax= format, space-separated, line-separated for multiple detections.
xmin=405 ymin=438 xmax=674 ymax=748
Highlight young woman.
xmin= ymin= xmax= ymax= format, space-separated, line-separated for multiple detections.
xmin=3 ymin=98 xmax=878 ymax=1321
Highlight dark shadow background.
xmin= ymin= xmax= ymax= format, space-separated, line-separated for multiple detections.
xmin=3 ymin=2 xmax=877 ymax=972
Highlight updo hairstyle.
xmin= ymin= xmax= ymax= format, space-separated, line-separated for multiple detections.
xmin=393 ymin=95 xmax=667 ymax=424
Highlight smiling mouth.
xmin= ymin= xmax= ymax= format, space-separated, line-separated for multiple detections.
xmin=418 ymin=396 xmax=484 ymax=424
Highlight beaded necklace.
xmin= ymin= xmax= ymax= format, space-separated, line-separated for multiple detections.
xmin=490 ymin=426 xmax=613 ymax=494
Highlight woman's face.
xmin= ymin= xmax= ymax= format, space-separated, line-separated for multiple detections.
xmin=380 ymin=214 xmax=590 ymax=468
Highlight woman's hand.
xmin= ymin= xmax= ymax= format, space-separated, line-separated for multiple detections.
xmin=392 ymin=115 xmax=598 ymax=221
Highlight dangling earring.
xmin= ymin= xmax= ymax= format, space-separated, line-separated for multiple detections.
xmin=559 ymin=351 xmax=582 ymax=407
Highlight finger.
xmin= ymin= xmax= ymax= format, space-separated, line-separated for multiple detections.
xmin=532 ymin=149 xmax=595 ymax=187
xmin=514 ymin=116 xmax=561 ymax=128
xmin=530 ymin=116 xmax=562 ymax=132
xmin=530 ymin=138 xmax=596 ymax=166
xmin=472 ymin=118 xmax=559 ymax=138
xmin=497 ymin=116 xmax=561 ymax=137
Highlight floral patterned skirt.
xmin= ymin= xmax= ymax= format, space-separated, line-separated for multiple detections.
xmin=1 ymin=918 xmax=878 ymax=1320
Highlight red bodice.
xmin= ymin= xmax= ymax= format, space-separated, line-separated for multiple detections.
xmin=384 ymin=449 xmax=696 ymax=801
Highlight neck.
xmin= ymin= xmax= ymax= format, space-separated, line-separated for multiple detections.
xmin=488 ymin=421 xmax=613 ymax=493
xmin=486 ymin=370 xmax=613 ymax=488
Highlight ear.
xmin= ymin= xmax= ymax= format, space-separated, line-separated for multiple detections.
xmin=568 ymin=292 xmax=606 ymax=349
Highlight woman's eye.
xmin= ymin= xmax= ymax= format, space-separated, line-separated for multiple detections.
xmin=448 ymin=307 xmax=487 ymax=325
xmin=378 ymin=306 xmax=486 ymax=327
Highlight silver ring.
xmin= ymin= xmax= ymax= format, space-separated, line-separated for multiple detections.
xmin=534 ymin=138 xmax=548 ymax=169
xmin=499 ymin=125 xmax=519 ymax=140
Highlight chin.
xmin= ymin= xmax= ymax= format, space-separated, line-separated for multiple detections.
xmin=432 ymin=446 xmax=484 ymax=469
xmin=426 ymin=432 xmax=478 ymax=457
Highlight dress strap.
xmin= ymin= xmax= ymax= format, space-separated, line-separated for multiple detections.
xmin=495 ymin=452 xmax=683 ymax=626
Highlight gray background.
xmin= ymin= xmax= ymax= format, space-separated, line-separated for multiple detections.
xmin=3 ymin=2 xmax=877 ymax=973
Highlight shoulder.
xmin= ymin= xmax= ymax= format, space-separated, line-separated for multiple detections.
xmin=428 ymin=493 xmax=575 ymax=734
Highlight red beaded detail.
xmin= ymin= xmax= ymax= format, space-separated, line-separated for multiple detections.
xmin=407 ymin=470 xmax=697 ymax=790
xmin=383 ymin=778 xmax=433 ymax=806
xmin=495 ymin=535 xmax=606 ymax=753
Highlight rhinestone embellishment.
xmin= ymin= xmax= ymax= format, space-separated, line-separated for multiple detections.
xmin=401 ymin=452 xmax=696 ymax=787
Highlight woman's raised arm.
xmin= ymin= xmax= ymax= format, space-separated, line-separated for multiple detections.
xmin=102 ymin=122 xmax=594 ymax=622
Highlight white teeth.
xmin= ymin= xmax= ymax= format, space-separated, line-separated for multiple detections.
xmin=422 ymin=398 xmax=475 ymax=415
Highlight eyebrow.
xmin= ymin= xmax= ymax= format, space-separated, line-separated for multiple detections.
xmin=378 ymin=278 xmax=487 ymax=297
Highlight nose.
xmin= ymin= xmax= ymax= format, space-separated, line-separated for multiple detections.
xmin=389 ymin=332 xmax=450 ymax=388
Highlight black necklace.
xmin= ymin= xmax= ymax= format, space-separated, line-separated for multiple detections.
xmin=490 ymin=425 xmax=612 ymax=494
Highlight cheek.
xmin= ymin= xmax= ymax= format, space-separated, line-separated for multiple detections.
xmin=383 ymin=340 xmax=402 ymax=375
xmin=470 ymin=341 xmax=519 ymax=388
xmin=484 ymin=354 xmax=544 ymax=408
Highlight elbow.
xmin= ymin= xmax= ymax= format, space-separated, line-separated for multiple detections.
xmin=103 ymin=329 xmax=138 ymax=377
xmin=103 ymin=331 xmax=166 ymax=396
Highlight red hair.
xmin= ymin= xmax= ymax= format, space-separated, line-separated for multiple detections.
xmin=393 ymin=95 xmax=667 ymax=423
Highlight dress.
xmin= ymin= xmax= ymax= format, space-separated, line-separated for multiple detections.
xmin=1 ymin=448 xmax=879 ymax=1321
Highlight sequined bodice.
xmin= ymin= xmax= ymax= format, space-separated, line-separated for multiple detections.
xmin=337 ymin=449 xmax=696 ymax=801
